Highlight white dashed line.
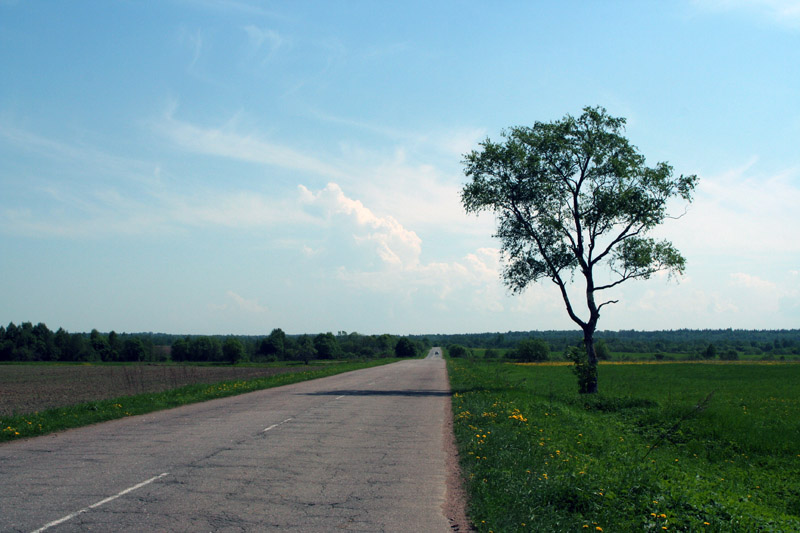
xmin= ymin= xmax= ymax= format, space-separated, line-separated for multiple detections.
xmin=262 ymin=418 xmax=293 ymax=433
xmin=31 ymin=472 xmax=169 ymax=533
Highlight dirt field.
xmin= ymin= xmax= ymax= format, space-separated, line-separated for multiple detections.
xmin=0 ymin=364 xmax=318 ymax=417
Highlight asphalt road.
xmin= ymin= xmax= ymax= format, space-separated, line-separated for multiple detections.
xmin=0 ymin=350 xmax=453 ymax=532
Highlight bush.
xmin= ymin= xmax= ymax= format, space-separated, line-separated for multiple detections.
xmin=595 ymin=339 xmax=611 ymax=360
xmin=514 ymin=339 xmax=550 ymax=362
xmin=448 ymin=344 xmax=470 ymax=358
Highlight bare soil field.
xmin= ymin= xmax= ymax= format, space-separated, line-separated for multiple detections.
xmin=0 ymin=364 xmax=319 ymax=417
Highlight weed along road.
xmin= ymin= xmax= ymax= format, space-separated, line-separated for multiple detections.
xmin=0 ymin=350 xmax=454 ymax=532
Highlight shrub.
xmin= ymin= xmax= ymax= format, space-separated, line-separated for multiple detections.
xmin=448 ymin=344 xmax=470 ymax=358
xmin=514 ymin=339 xmax=550 ymax=362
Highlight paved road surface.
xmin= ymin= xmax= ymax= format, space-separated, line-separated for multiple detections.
xmin=0 ymin=350 xmax=452 ymax=532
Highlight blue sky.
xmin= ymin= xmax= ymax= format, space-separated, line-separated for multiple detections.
xmin=1 ymin=0 xmax=798 ymax=335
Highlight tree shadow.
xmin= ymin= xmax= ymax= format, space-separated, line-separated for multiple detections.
xmin=304 ymin=389 xmax=452 ymax=397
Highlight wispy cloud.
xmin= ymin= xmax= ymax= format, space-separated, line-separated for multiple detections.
xmin=154 ymin=112 xmax=346 ymax=179
xmin=694 ymin=0 xmax=800 ymax=29
xmin=174 ymin=0 xmax=280 ymax=17
xmin=226 ymin=290 xmax=267 ymax=313
xmin=659 ymin=158 xmax=800 ymax=254
xmin=243 ymin=25 xmax=284 ymax=63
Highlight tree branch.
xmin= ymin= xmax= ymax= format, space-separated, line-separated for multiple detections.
xmin=597 ymin=299 xmax=619 ymax=312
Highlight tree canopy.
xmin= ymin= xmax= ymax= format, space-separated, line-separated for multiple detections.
xmin=462 ymin=106 xmax=696 ymax=393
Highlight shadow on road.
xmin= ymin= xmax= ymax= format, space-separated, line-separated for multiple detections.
xmin=303 ymin=389 xmax=452 ymax=397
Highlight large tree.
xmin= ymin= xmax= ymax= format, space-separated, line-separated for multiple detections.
xmin=462 ymin=106 xmax=696 ymax=393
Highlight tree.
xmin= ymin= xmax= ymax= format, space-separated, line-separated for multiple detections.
xmin=394 ymin=337 xmax=417 ymax=358
xmin=120 ymin=338 xmax=146 ymax=362
xmin=171 ymin=337 xmax=190 ymax=362
xmin=259 ymin=328 xmax=286 ymax=360
xmin=223 ymin=337 xmax=246 ymax=365
xmin=514 ymin=339 xmax=550 ymax=362
xmin=462 ymin=106 xmax=696 ymax=393
xmin=294 ymin=335 xmax=316 ymax=364
xmin=314 ymin=332 xmax=341 ymax=360
xmin=703 ymin=343 xmax=717 ymax=360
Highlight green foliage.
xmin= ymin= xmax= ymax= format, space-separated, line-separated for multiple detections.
xmin=394 ymin=337 xmax=417 ymax=358
xmin=594 ymin=339 xmax=611 ymax=360
xmin=565 ymin=346 xmax=597 ymax=394
xmin=449 ymin=360 xmax=800 ymax=532
xmin=223 ymin=337 xmax=246 ymax=365
xmin=461 ymin=106 xmax=697 ymax=393
xmin=259 ymin=328 xmax=286 ymax=359
xmin=120 ymin=338 xmax=146 ymax=362
xmin=514 ymin=339 xmax=550 ymax=362
xmin=313 ymin=332 xmax=341 ymax=360
xmin=704 ymin=343 xmax=717 ymax=359
xmin=448 ymin=344 xmax=470 ymax=358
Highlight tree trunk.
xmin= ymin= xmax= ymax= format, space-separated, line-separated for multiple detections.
xmin=583 ymin=328 xmax=599 ymax=394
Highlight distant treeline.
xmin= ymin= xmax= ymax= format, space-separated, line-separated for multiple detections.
xmin=0 ymin=322 xmax=427 ymax=363
xmin=412 ymin=329 xmax=800 ymax=358
xmin=3 ymin=322 xmax=799 ymax=364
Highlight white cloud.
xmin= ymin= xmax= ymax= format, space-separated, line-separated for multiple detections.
xmin=729 ymin=272 xmax=778 ymax=291
xmin=226 ymin=291 xmax=267 ymax=313
xmin=244 ymin=26 xmax=283 ymax=55
xmin=154 ymin=112 xmax=345 ymax=179
xmin=661 ymin=159 xmax=800 ymax=255
xmin=694 ymin=0 xmax=800 ymax=28
xmin=299 ymin=183 xmax=422 ymax=269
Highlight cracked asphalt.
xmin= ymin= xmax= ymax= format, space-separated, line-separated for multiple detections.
xmin=0 ymin=350 xmax=453 ymax=532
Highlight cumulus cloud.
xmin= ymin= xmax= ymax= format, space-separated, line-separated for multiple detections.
xmin=295 ymin=183 xmax=509 ymax=311
xmin=729 ymin=272 xmax=778 ymax=291
xmin=299 ymin=183 xmax=422 ymax=269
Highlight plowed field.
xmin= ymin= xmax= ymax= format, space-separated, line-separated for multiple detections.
xmin=0 ymin=364 xmax=318 ymax=416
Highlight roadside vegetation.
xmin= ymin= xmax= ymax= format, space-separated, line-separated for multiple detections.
xmin=448 ymin=358 xmax=800 ymax=532
xmin=0 ymin=359 xmax=399 ymax=443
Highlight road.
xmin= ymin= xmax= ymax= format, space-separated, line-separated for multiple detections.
xmin=0 ymin=350 xmax=455 ymax=532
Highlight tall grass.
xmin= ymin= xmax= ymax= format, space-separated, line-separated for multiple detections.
xmin=449 ymin=360 xmax=800 ymax=532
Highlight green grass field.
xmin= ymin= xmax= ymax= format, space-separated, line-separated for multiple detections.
xmin=448 ymin=360 xmax=800 ymax=532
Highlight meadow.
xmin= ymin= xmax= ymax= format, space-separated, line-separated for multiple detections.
xmin=448 ymin=360 xmax=800 ymax=532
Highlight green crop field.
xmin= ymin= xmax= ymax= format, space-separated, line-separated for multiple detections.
xmin=448 ymin=360 xmax=800 ymax=532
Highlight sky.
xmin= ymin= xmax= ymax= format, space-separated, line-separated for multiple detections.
xmin=1 ymin=1 xmax=799 ymax=336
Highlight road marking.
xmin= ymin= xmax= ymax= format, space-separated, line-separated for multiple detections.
xmin=262 ymin=418 xmax=293 ymax=433
xmin=30 ymin=472 xmax=169 ymax=533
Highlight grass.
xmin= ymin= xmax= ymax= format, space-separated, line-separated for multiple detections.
xmin=448 ymin=359 xmax=800 ymax=532
xmin=0 ymin=359 xmax=396 ymax=443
